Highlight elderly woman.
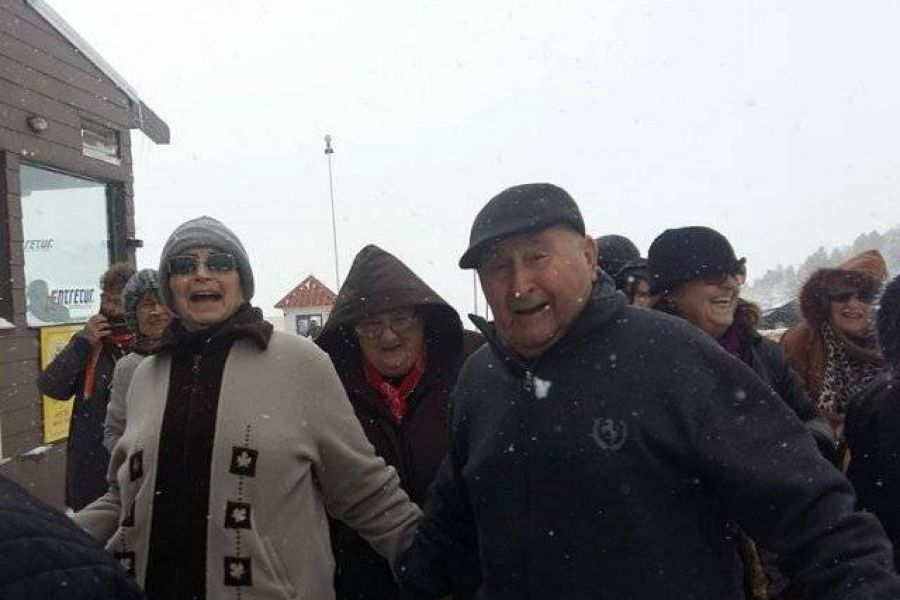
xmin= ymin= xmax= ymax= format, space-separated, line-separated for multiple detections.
xmin=781 ymin=250 xmax=888 ymax=437
xmin=596 ymin=234 xmax=652 ymax=307
xmin=103 ymin=269 xmax=173 ymax=452
xmin=316 ymin=244 xmax=476 ymax=600
xmin=648 ymin=227 xmax=828 ymax=435
xmin=76 ymin=217 xmax=419 ymax=600
xmin=647 ymin=226 xmax=836 ymax=600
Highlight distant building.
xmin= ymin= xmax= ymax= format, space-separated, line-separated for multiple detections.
xmin=0 ymin=0 xmax=169 ymax=506
xmin=274 ymin=275 xmax=336 ymax=337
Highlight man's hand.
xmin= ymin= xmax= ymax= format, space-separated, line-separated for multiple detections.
xmin=80 ymin=314 xmax=110 ymax=345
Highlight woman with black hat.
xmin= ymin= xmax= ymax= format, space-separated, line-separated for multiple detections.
xmin=596 ymin=234 xmax=652 ymax=307
xmin=647 ymin=225 xmax=835 ymax=600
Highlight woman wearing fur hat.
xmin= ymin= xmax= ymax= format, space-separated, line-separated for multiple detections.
xmin=75 ymin=216 xmax=420 ymax=600
xmin=780 ymin=250 xmax=888 ymax=436
xmin=845 ymin=273 xmax=900 ymax=571
xmin=103 ymin=269 xmax=173 ymax=452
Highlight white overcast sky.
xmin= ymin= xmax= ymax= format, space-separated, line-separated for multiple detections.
xmin=48 ymin=0 xmax=900 ymax=317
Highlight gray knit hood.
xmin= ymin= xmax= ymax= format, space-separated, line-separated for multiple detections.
xmin=158 ymin=216 xmax=254 ymax=308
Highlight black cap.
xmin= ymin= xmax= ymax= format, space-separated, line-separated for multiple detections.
xmin=647 ymin=226 xmax=746 ymax=295
xmin=596 ymin=234 xmax=641 ymax=276
xmin=459 ymin=183 xmax=585 ymax=269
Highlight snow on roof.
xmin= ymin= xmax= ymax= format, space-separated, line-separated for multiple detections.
xmin=25 ymin=0 xmax=170 ymax=143
xmin=274 ymin=275 xmax=337 ymax=309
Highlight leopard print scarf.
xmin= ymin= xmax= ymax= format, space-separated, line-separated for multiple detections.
xmin=818 ymin=322 xmax=883 ymax=430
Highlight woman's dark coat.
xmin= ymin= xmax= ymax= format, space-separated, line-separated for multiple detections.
xmin=317 ymin=244 xmax=475 ymax=600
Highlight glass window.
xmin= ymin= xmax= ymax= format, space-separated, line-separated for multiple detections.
xmin=21 ymin=164 xmax=109 ymax=326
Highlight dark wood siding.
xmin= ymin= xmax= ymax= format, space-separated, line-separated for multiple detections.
xmin=0 ymin=0 xmax=141 ymax=506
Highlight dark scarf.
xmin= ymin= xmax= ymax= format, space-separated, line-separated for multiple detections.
xmin=363 ymin=351 xmax=427 ymax=424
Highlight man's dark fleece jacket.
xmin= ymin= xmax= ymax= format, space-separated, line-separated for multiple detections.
xmin=398 ymin=276 xmax=900 ymax=600
xmin=0 ymin=475 xmax=144 ymax=600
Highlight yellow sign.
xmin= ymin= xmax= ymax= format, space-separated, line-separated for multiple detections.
xmin=40 ymin=325 xmax=81 ymax=443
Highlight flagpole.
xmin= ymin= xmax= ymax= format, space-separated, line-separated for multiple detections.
xmin=324 ymin=135 xmax=340 ymax=290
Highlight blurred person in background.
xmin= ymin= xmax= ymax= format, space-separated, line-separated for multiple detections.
xmin=845 ymin=273 xmax=900 ymax=571
xmin=596 ymin=234 xmax=652 ymax=306
xmin=38 ymin=262 xmax=135 ymax=511
xmin=103 ymin=269 xmax=173 ymax=452
xmin=317 ymin=244 xmax=478 ymax=600
xmin=75 ymin=217 xmax=419 ymax=600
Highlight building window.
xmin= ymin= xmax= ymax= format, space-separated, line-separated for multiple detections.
xmin=296 ymin=314 xmax=323 ymax=337
xmin=81 ymin=120 xmax=121 ymax=165
xmin=20 ymin=164 xmax=109 ymax=326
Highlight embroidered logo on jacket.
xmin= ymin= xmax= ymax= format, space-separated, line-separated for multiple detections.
xmin=230 ymin=446 xmax=258 ymax=477
xmin=224 ymin=556 xmax=253 ymax=586
xmin=591 ymin=417 xmax=628 ymax=450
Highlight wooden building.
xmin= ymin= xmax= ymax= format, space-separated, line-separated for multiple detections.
xmin=0 ymin=0 xmax=168 ymax=505
xmin=274 ymin=275 xmax=337 ymax=337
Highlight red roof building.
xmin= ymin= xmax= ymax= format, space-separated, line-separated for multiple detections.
xmin=274 ymin=275 xmax=336 ymax=337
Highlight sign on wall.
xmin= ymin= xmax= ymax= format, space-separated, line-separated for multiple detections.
xmin=40 ymin=325 xmax=80 ymax=443
xmin=20 ymin=164 xmax=109 ymax=327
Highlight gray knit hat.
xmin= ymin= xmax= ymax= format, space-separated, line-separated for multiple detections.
xmin=123 ymin=269 xmax=162 ymax=333
xmin=158 ymin=216 xmax=254 ymax=307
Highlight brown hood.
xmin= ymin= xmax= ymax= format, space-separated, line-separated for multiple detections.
xmin=797 ymin=250 xmax=887 ymax=327
xmin=316 ymin=245 xmax=463 ymax=366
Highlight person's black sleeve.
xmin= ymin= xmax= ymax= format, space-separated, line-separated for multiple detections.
xmin=759 ymin=340 xmax=838 ymax=461
xmin=681 ymin=348 xmax=900 ymax=600
xmin=397 ymin=395 xmax=479 ymax=599
xmin=36 ymin=334 xmax=92 ymax=400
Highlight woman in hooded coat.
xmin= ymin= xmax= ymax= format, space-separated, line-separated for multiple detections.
xmin=781 ymin=250 xmax=888 ymax=438
xmin=316 ymin=244 xmax=477 ymax=600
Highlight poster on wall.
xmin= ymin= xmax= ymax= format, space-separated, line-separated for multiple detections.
xmin=40 ymin=325 xmax=80 ymax=443
xmin=20 ymin=164 xmax=109 ymax=327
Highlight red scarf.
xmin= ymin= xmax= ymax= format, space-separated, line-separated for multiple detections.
xmin=363 ymin=352 xmax=426 ymax=424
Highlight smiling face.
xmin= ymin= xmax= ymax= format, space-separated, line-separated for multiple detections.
xmin=670 ymin=273 xmax=743 ymax=339
xmin=168 ymin=246 xmax=244 ymax=331
xmin=356 ymin=307 xmax=425 ymax=377
xmin=478 ymin=225 xmax=598 ymax=359
xmin=830 ymin=293 xmax=874 ymax=339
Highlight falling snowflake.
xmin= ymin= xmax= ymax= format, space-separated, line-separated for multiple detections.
xmin=533 ymin=377 xmax=552 ymax=399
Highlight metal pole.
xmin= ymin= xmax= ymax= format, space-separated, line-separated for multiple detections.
xmin=324 ymin=135 xmax=340 ymax=289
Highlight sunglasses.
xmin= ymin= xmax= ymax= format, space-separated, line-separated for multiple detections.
xmin=701 ymin=266 xmax=746 ymax=286
xmin=168 ymin=253 xmax=237 ymax=275
xmin=827 ymin=289 xmax=878 ymax=304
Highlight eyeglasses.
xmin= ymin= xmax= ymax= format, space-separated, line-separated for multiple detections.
xmin=354 ymin=311 xmax=419 ymax=339
xmin=828 ymin=289 xmax=878 ymax=304
xmin=168 ymin=253 xmax=237 ymax=275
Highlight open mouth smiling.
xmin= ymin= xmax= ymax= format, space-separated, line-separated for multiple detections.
xmin=514 ymin=302 xmax=549 ymax=316
xmin=190 ymin=290 xmax=223 ymax=303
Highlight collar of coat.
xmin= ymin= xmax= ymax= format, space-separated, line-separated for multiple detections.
xmin=156 ymin=303 xmax=273 ymax=355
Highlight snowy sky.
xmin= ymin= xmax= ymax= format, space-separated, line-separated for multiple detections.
xmin=47 ymin=0 xmax=900 ymax=318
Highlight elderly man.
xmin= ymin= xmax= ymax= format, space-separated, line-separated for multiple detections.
xmin=397 ymin=183 xmax=900 ymax=599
